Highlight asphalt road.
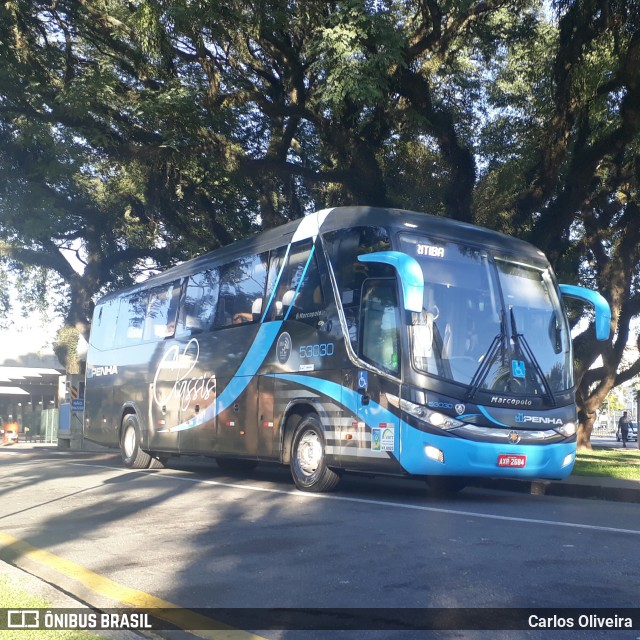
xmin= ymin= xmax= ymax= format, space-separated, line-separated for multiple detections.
xmin=1 ymin=447 xmax=639 ymax=640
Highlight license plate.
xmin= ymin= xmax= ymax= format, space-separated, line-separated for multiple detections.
xmin=498 ymin=454 xmax=527 ymax=468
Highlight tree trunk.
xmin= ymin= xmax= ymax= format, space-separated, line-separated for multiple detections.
xmin=577 ymin=412 xmax=595 ymax=450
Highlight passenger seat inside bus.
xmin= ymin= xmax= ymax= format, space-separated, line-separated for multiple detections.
xmin=252 ymin=298 xmax=263 ymax=322
xmin=182 ymin=315 xmax=204 ymax=335
xmin=280 ymin=290 xmax=298 ymax=318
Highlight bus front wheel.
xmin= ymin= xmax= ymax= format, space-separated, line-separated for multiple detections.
xmin=121 ymin=414 xmax=155 ymax=469
xmin=290 ymin=415 xmax=340 ymax=492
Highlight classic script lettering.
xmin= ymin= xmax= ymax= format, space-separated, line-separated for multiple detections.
xmin=152 ymin=339 xmax=216 ymax=412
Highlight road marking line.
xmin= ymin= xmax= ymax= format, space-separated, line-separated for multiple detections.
xmin=5 ymin=457 xmax=640 ymax=536
xmin=72 ymin=462 xmax=640 ymax=537
xmin=0 ymin=530 xmax=267 ymax=640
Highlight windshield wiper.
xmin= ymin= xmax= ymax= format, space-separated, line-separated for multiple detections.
xmin=509 ymin=308 xmax=557 ymax=407
xmin=466 ymin=310 xmax=508 ymax=402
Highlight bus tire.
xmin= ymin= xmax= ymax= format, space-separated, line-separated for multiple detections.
xmin=290 ymin=414 xmax=340 ymax=492
xmin=120 ymin=414 xmax=153 ymax=469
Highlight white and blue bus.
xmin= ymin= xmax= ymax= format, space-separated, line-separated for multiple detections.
xmin=84 ymin=207 xmax=610 ymax=492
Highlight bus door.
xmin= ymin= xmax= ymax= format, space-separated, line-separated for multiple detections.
xmin=342 ymin=278 xmax=402 ymax=472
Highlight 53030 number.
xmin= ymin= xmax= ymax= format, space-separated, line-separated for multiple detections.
xmin=299 ymin=343 xmax=335 ymax=358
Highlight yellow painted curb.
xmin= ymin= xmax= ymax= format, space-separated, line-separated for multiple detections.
xmin=0 ymin=530 xmax=266 ymax=640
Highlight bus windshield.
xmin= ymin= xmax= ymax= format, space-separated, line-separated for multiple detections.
xmin=400 ymin=234 xmax=573 ymax=397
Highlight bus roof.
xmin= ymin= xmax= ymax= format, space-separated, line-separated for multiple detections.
xmin=96 ymin=207 xmax=548 ymax=303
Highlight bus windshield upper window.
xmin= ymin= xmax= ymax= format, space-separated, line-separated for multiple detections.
xmin=495 ymin=259 xmax=572 ymax=392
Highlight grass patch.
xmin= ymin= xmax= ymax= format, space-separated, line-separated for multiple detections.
xmin=574 ymin=447 xmax=640 ymax=481
xmin=0 ymin=574 xmax=99 ymax=640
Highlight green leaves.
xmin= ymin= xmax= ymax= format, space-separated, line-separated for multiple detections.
xmin=311 ymin=0 xmax=403 ymax=114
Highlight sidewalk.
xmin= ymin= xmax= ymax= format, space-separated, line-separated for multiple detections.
xmin=474 ymin=473 xmax=640 ymax=503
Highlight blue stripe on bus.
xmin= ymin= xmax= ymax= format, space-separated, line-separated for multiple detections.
xmin=277 ymin=373 xmax=399 ymax=445
xmin=213 ymin=242 xmax=317 ymax=412
xmin=276 ymin=374 xmax=575 ymax=479
xmin=160 ymin=321 xmax=283 ymax=433
xmin=477 ymin=405 xmax=510 ymax=427
xmin=215 ymin=321 xmax=283 ymax=414
xmin=160 ymin=237 xmax=321 ymax=434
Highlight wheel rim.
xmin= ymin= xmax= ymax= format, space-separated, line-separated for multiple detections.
xmin=123 ymin=424 xmax=136 ymax=458
xmin=296 ymin=429 xmax=322 ymax=477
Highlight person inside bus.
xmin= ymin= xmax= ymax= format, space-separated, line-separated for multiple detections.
xmin=232 ymin=312 xmax=253 ymax=325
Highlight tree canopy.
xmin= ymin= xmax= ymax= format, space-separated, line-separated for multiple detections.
xmin=1 ymin=0 xmax=640 ymax=445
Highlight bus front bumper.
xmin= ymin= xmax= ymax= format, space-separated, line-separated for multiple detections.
xmin=399 ymin=424 xmax=576 ymax=480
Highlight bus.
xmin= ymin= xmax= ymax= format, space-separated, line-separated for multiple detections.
xmin=84 ymin=206 xmax=610 ymax=492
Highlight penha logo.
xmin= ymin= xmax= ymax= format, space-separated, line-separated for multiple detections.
xmin=516 ymin=413 xmax=563 ymax=426
xmin=91 ymin=365 xmax=118 ymax=377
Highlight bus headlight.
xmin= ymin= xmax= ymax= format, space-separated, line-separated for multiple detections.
xmin=555 ymin=422 xmax=576 ymax=437
xmin=391 ymin=396 xmax=464 ymax=430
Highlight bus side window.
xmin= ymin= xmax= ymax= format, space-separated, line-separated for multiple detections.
xmin=360 ymin=279 xmax=401 ymax=375
xmin=293 ymin=249 xmax=326 ymax=327
xmin=144 ymin=282 xmax=181 ymax=341
xmin=212 ymin=253 xmax=268 ymax=328
xmin=267 ymin=240 xmax=326 ymax=325
xmin=116 ymin=291 xmax=148 ymax=346
xmin=179 ymin=270 xmax=219 ymax=336
xmin=91 ymin=298 xmax=119 ymax=350
xmin=263 ymin=246 xmax=289 ymax=321
xmin=267 ymin=241 xmax=310 ymax=319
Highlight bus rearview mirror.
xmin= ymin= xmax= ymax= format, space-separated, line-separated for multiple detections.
xmin=559 ymin=284 xmax=611 ymax=341
xmin=358 ymin=251 xmax=424 ymax=313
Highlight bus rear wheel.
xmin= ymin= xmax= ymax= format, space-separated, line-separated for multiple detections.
xmin=121 ymin=414 xmax=154 ymax=469
xmin=290 ymin=415 xmax=340 ymax=492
